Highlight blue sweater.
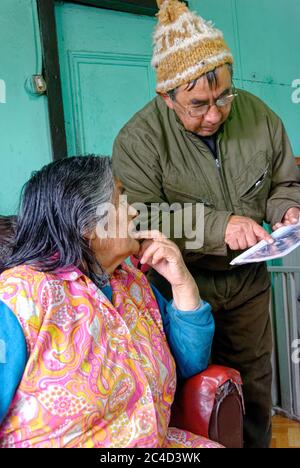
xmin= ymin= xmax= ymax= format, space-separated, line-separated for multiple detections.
xmin=0 ymin=284 xmax=214 ymax=424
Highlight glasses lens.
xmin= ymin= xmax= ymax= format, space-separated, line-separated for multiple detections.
xmin=189 ymin=105 xmax=209 ymax=117
xmin=217 ymin=94 xmax=236 ymax=107
xmin=188 ymin=92 xmax=237 ymax=117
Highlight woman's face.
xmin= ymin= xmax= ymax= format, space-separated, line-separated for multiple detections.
xmin=88 ymin=187 xmax=140 ymax=274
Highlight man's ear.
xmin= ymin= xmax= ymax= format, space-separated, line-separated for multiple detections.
xmin=158 ymin=92 xmax=175 ymax=110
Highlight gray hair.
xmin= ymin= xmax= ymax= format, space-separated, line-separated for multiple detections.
xmin=2 ymin=156 xmax=115 ymax=288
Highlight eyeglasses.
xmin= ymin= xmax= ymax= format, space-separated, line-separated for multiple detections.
xmin=173 ymin=89 xmax=238 ymax=118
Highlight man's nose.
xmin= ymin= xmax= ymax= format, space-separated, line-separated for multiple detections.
xmin=204 ymin=104 xmax=222 ymax=124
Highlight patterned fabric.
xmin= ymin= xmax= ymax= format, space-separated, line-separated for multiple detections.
xmin=0 ymin=301 xmax=27 ymax=423
xmin=0 ymin=263 xmax=221 ymax=448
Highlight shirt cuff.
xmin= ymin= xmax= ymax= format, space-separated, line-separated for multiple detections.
xmin=167 ymin=299 xmax=212 ymax=322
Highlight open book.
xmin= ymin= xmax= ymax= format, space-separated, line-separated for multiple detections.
xmin=230 ymin=219 xmax=300 ymax=265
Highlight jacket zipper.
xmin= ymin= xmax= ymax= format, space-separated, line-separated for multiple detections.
xmin=187 ymin=132 xmax=234 ymax=212
xmin=215 ymin=136 xmax=235 ymax=212
xmin=216 ymin=136 xmax=234 ymax=213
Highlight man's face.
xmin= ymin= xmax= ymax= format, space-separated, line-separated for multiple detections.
xmin=161 ymin=65 xmax=233 ymax=136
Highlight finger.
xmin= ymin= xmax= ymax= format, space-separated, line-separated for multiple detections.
xmin=151 ymin=247 xmax=168 ymax=265
xmin=135 ymin=231 xmax=179 ymax=252
xmin=272 ymin=222 xmax=283 ymax=231
xmin=245 ymin=230 xmax=258 ymax=248
xmin=288 ymin=208 xmax=300 ymax=223
xmin=151 ymin=245 xmax=182 ymax=266
xmin=235 ymin=234 xmax=248 ymax=250
xmin=138 ymin=239 xmax=153 ymax=258
xmin=253 ymin=225 xmax=274 ymax=244
xmin=132 ymin=230 xmax=167 ymax=241
xmin=139 ymin=241 xmax=162 ymax=264
xmin=139 ymin=237 xmax=179 ymax=257
xmin=283 ymin=208 xmax=300 ymax=224
xmin=284 ymin=217 xmax=298 ymax=225
xmin=140 ymin=242 xmax=177 ymax=265
xmin=228 ymin=239 xmax=240 ymax=250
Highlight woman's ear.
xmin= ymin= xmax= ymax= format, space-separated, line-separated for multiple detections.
xmin=84 ymin=230 xmax=97 ymax=242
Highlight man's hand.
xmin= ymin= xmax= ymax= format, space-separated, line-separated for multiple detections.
xmin=272 ymin=207 xmax=300 ymax=231
xmin=133 ymin=230 xmax=200 ymax=311
xmin=225 ymin=215 xmax=274 ymax=250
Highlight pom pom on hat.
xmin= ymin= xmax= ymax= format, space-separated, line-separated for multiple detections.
xmin=156 ymin=0 xmax=189 ymax=24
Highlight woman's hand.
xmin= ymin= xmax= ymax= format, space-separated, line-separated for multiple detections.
xmin=133 ymin=230 xmax=201 ymax=311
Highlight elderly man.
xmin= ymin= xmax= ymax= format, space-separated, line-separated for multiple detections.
xmin=112 ymin=0 xmax=300 ymax=448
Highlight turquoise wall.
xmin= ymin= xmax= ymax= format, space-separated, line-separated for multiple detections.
xmin=0 ymin=0 xmax=299 ymax=215
xmin=190 ymin=0 xmax=300 ymax=156
xmin=0 ymin=0 xmax=51 ymax=215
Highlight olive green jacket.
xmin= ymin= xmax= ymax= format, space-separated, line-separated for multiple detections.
xmin=112 ymin=90 xmax=300 ymax=271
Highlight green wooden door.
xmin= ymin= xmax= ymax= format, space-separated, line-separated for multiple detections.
xmin=230 ymin=0 xmax=300 ymax=155
xmin=55 ymin=2 xmax=156 ymax=156
xmin=190 ymin=0 xmax=300 ymax=156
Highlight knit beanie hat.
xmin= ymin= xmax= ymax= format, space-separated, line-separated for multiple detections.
xmin=152 ymin=0 xmax=234 ymax=93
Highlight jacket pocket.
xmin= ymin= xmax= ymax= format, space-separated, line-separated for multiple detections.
xmin=235 ymin=152 xmax=272 ymax=220
xmin=164 ymin=183 xmax=215 ymax=208
xmin=240 ymin=164 xmax=270 ymax=198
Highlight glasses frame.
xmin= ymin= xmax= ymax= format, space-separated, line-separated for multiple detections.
xmin=173 ymin=87 xmax=238 ymax=118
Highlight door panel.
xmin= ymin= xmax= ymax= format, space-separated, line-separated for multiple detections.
xmin=234 ymin=79 xmax=300 ymax=154
xmin=235 ymin=0 xmax=299 ymax=85
xmin=55 ymin=2 xmax=156 ymax=155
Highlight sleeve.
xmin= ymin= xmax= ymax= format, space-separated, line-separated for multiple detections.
xmin=0 ymin=301 xmax=27 ymax=424
xmin=112 ymin=129 xmax=231 ymax=258
xmin=266 ymin=116 xmax=300 ymax=226
xmin=151 ymin=284 xmax=214 ymax=380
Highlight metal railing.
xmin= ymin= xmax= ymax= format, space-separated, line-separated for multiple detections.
xmin=268 ymin=266 xmax=300 ymax=420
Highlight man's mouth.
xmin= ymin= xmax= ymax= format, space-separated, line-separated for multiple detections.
xmin=203 ymin=124 xmax=219 ymax=131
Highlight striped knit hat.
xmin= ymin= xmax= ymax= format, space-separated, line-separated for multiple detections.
xmin=152 ymin=0 xmax=233 ymax=93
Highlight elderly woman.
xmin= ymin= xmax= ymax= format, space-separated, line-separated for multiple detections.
xmin=0 ymin=156 xmax=220 ymax=448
